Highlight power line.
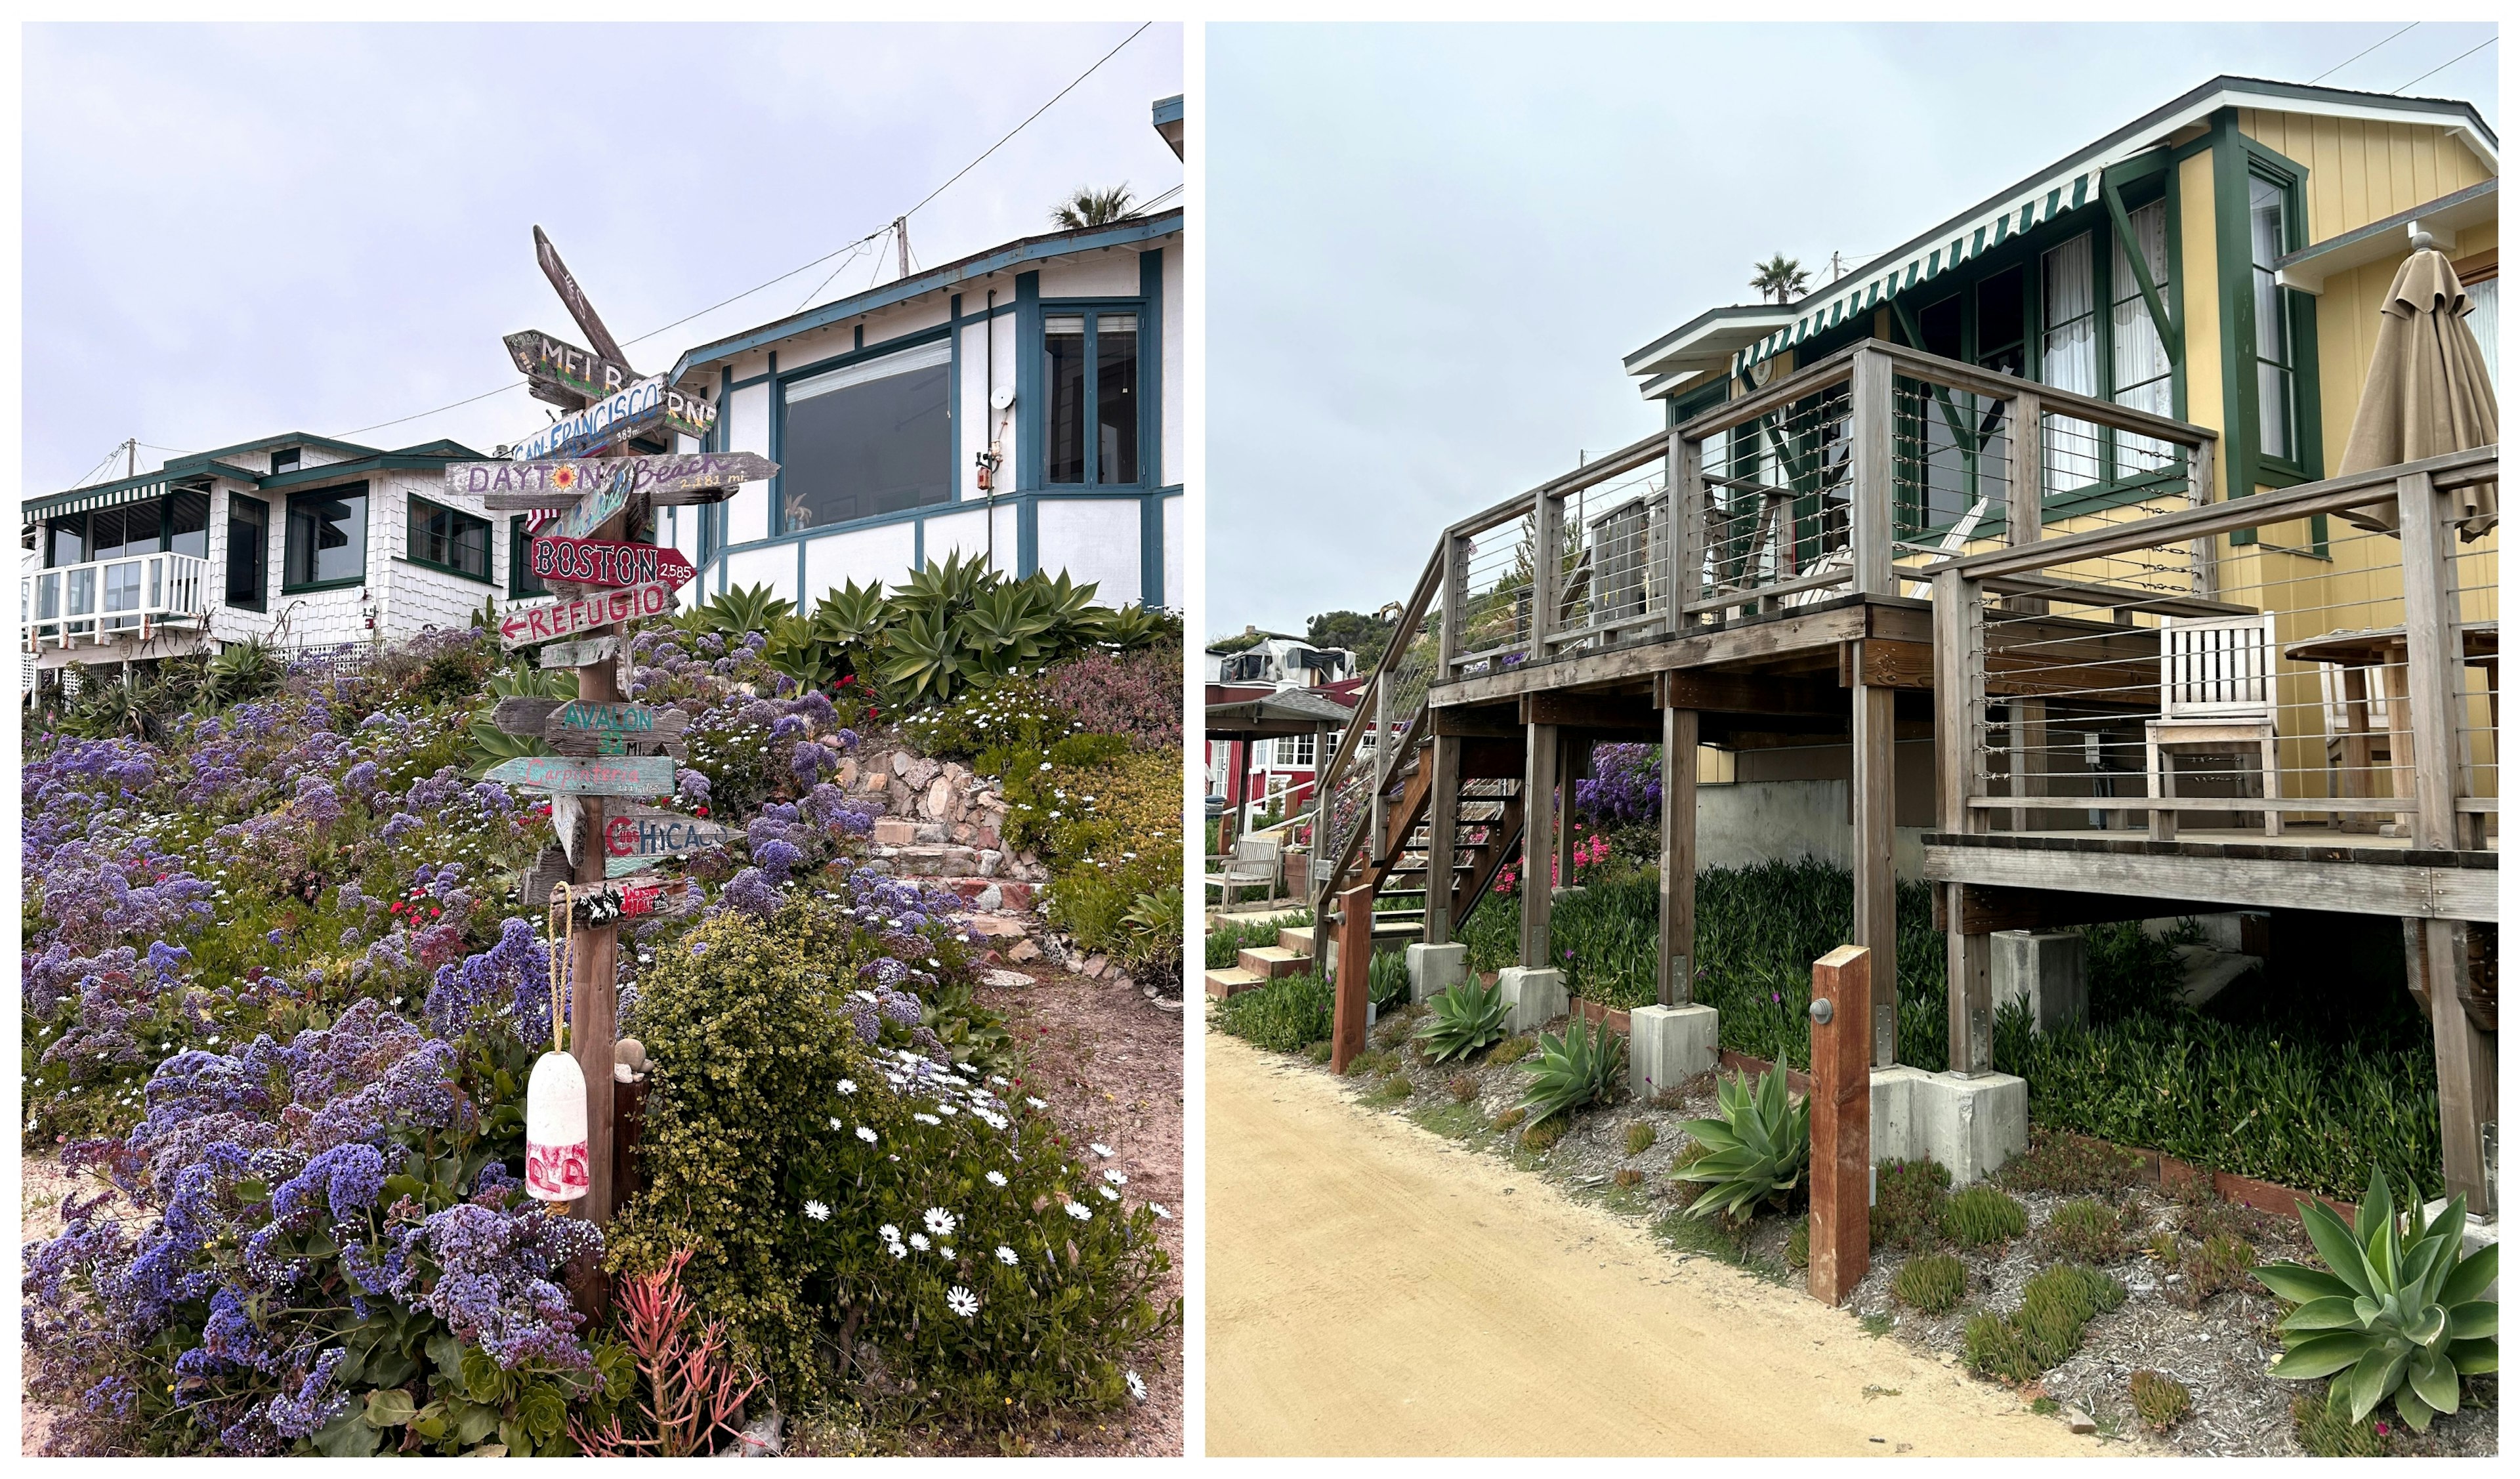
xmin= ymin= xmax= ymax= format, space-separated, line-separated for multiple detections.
xmin=2311 ymin=22 xmax=2418 ymax=83
xmin=318 ymin=22 xmax=1156 ymax=448
xmin=2394 ymin=34 xmax=2495 ymax=94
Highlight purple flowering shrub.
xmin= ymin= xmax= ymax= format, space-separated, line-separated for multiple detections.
xmin=1040 ymin=644 xmax=1181 ymax=750
xmin=22 ymin=998 xmax=631 ymax=1455
xmin=610 ymin=892 xmax=1171 ymax=1422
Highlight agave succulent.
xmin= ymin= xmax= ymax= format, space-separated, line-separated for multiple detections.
xmin=956 ymin=582 xmax=1059 ymax=673
xmin=896 ymin=550 xmax=996 ymax=626
xmin=761 ymin=615 xmax=841 ymax=688
xmin=808 ymin=578 xmax=897 ymax=652
xmin=696 ymin=582 xmax=794 ymax=639
xmin=1515 ymin=1016 xmax=1626 ymax=1126
xmin=881 ymin=604 xmax=974 ymax=705
xmin=2253 ymin=1167 xmax=2498 ymax=1431
xmin=1672 ymin=1065 xmax=1811 ymax=1221
xmin=1415 ymin=979 xmax=1510 ymax=1064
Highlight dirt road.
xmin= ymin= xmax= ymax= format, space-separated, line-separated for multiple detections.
xmin=1205 ymin=1033 xmax=2115 ymax=1457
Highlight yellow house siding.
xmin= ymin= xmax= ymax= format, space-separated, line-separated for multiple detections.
xmin=2176 ymin=147 xmax=2225 ymax=480
xmin=2238 ymin=110 xmax=2493 ymax=238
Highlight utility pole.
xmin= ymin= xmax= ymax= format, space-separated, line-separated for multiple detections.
xmin=125 ymin=438 xmax=137 ymax=478
xmin=894 ymin=216 xmax=911 ymax=280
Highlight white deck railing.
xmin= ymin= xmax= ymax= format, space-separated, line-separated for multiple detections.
xmin=22 ymin=552 xmax=213 ymax=650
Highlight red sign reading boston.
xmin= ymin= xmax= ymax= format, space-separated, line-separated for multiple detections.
xmin=532 ymin=535 xmax=697 ymax=591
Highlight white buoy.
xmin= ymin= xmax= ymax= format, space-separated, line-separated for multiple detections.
xmin=525 ymin=1051 xmax=589 ymax=1202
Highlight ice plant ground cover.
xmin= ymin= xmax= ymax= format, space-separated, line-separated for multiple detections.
xmin=22 ymin=611 xmax=1180 ymax=1455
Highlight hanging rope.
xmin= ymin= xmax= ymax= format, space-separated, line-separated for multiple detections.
xmin=547 ymin=881 xmax=574 ymax=1054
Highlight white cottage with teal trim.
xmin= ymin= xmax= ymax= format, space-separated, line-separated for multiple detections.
xmin=658 ymin=206 xmax=1185 ymax=614
xmin=20 ymin=434 xmax=539 ymax=687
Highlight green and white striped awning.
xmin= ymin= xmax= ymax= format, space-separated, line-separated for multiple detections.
xmin=21 ymin=475 xmax=178 ymax=525
xmin=1733 ymin=161 xmax=2116 ymax=377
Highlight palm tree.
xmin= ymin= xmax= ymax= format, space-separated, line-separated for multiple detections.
xmin=1750 ymin=253 xmax=1811 ymax=304
xmin=1051 ymin=184 xmax=1136 ymax=230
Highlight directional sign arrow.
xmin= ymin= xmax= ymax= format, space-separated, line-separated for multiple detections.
xmin=491 ymin=696 xmax=566 ymax=738
xmin=508 ymin=378 xmax=717 ymax=463
xmin=545 ymin=701 xmax=690 ymax=759
xmin=534 ymin=226 xmax=629 ymax=366
xmin=483 ymin=753 xmax=677 ymax=797
xmin=497 ymin=582 xmax=673 ymax=650
xmin=506 ymin=328 xmax=644 ymax=411
xmin=539 ymin=636 xmax=619 ymax=671
xmin=450 ymin=452 xmax=772 ymax=512
xmin=602 ymin=804 xmax=737 ymax=863
xmin=532 ymin=536 xmax=698 ymax=593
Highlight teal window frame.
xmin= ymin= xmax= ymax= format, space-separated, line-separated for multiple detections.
xmin=225 ymin=493 xmax=269 ymax=612
xmin=508 ymin=515 xmax=549 ymax=598
xmin=281 ymin=482 xmax=371 ymax=594
xmin=404 ymin=494 xmax=494 ymax=583
xmin=2211 ymin=115 xmax=2325 ymax=549
xmin=1034 ymin=299 xmax=1152 ymax=490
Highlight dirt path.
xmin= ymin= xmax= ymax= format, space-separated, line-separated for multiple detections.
xmin=1205 ymin=1033 xmax=2116 ymax=1458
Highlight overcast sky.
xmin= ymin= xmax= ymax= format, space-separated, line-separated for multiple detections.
xmin=24 ymin=21 xmax=1181 ymax=494
xmin=1208 ymin=20 xmax=2499 ymax=641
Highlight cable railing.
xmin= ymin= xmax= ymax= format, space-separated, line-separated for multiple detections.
xmin=1930 ymin=446 xmax=2496 ymax=852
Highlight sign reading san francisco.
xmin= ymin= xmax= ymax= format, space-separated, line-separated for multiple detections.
xmin=497 ymin=581 xmax=673 ymax=649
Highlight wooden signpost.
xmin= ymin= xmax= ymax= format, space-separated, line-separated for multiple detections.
xmin=532 ymin=536 xmax=697 ymax=592
xmin=507 ymin=327 xmax=644 ymax=409
xmin=508 ymin=377 xmax=716 ymax=463
xmin=534 ymin=226 xmax=629 ymax=365
xmin=545 ymin=701 xmax=689 ymax=758
xmin=448 ymin=451 xmax=772 ymax=511
xmin=539 ymin=636 xmax=619 ymax=671
xmin=602 ymin=804 xmax=734 ymax=865
xmin=498 ymin=583 xmax=674 ymax=648
xmin=482 ymin=753 xmax=676 ymax=797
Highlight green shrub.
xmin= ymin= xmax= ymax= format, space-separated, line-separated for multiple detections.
xmin=2175 ymin=1232 xmax=2256 ymax=1309
xmin=1211 ymin=973 xmax=1334 ymax=1054
xmin=1490 ymin=1106 xmax=1526 ymax=1131
xmin=1625 ymin=1121 xmax=1658 ymax=1156
xmin=2041 ymin=1198 xmax=2129 ymax=1265
xmin=1416 ymin=980 xmax=1511 ymax=1064
xmin=1485 ymin=1033 xmax=1535 ymax=1066
xmin=1964 ymin=1265 xmax=2126 ymax=1383
xmin=2290 ymin=1385 xmax=2393 ymax=1457
xmin=2130 ymin=1369 xmax=2193 ymax=1432
xmin=1998 ymin=1127 xmax=2149 ymax=1197
xmin=1892 ymin=1252 xmax=1968 ymax=1314
xmin=1870 ymin=1159 xmax=1952 ymax=1251
xmin=1521 ymin=1117 xmax=1568 ymax=1152
xmin=1307 ymin=1041 xmax=1332 ymax=1064
xmin=1344 ymin=1048 xmax=1398 ymax=1079
xmin=1785 ymin=1217 xmax=1809 ymax=1269
xmin=1371 ymin=1075 xmax=1414 ymax=1104
xmin=1940 ymin=1185 xmax=2029 ymax=1249
xmin=613 ymin=901 xmax=1176 ymax=1421
xmin=1516 ymin=1018 xmax=1626 ymax=1125
xmin=2253 ymin=1171 xmax=2498 ymax=1432
xmin=1672 ymin=1065 xmax=1809 ymax=1222
xmin=1446 ymin=1073 xmax=1479 ymax=1103
xmin=1206 ymin=913 xmax=1307 ymax=970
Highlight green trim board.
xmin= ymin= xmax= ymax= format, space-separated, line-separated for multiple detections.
xmin=2209 ymin=112 xmax=2326 ymax=549
xmin=406 ymin=493 xmax=494 ymax=582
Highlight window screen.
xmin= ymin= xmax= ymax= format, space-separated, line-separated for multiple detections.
xmin=778 ymin=341 xmax=953 ymax=531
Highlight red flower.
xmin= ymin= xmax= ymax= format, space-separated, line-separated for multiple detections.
xmin=838 ymin=675 xmax=855 ymax=686
xmin=695 ymin=805 xmax=709 ymax=818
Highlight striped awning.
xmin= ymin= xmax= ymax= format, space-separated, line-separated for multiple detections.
xmin=1733 ymin=160 xmax=2118 ymax=377
xmin=21 ymin=476 xmax=177 ymax=525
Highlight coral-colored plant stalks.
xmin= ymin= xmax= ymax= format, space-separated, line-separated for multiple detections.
xmin=569 ymin=1249 xmax=763 ymax=1457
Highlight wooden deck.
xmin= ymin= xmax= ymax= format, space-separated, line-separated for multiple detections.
xmin=1923 ymin=828 xmax=2498 ymax=922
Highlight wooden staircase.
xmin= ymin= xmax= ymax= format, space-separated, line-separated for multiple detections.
xmin=1318 ymin=734 xmax=1529 ymax=952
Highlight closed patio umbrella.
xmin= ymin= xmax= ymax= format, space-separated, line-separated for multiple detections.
xmin=2334 ymin=241 xmax=2498 ymax=538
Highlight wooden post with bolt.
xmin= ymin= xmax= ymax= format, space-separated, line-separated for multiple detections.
xmin=1330 ymin=883 xmax=1374 ymax=1074
xmin=1807 ymin=944 xmax=1872 ymax=1306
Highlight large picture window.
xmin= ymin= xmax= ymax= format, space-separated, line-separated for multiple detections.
xmin=778 ymin=339 xmax=953 ymax=532
xmin=408 ymin=495 xmax=492 ymax=581
xmin=284 ymin=484 xmax=368 ymax=590
xmin=226 ymin=495 xmax=268 ymax=610
xmin=1044 ymin=308 xmax=1141 ymax=485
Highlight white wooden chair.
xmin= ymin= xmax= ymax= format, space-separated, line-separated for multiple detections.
xmin=2145 ymin=613 xmax=2282 ymax=837
xmin=1204 ymin=833 xmax=1282 ymax=911
xmin=2317 ymin=661 xmax=2391 ymax=833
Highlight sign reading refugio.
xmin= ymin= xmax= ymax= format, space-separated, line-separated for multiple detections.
xmin=497 ymin=582 xmax=673 ymax=648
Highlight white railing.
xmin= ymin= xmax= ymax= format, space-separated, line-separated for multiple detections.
xmin=22 ymin=552 xmax=213 ymax=650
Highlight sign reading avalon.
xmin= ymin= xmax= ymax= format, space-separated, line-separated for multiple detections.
xmin=497 ymin=582 xmax=673 ymax=648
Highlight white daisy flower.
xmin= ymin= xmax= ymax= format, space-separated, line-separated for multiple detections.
xmin=1026 ymin=1097 xmax=1048 ymax=1110
xmin=914 ymin=1112 xmax=942 ymax=1126
xmin=1097 ymin=1185 xmax=1120 ymax=1201
xmin=985 ymin=1170 xmax=1009 ymax=1188
xmin=924 ymin=1207 xmax=957 ymax=1237
xmin=829 ymin=1116 xmax=845 ymax=1131
xmin=990 ymin=1075 xmax=1010 ymax=1086
xmin=856 ymin=1126 xmax=878 ymax=1143
xmin=946 ymin=1286 xmax=979 ymax=1318
xmin=910 ymin=1232 xmax=931 ymax=1251
xmin=1150 ymin=1203 xmax=1172 ymax=1219
xmin=803 ymin=1199 xmax=830 ymax=1221
xmin=878 ymin=1223 xmax=902 ymax=1243
xmin=887 ymin=1240 xmax=908 ymax=1260
xmin=939 ymin=1245 xmax=955 ymax=1259
xmin=837 ymin=1078 xmax=858 ymax=1094
xmin=1090 ymin=1143 xmax=1114 ymax=1157
xmin=937 ymin=1104 xmax=958 ymax=1116
xmin=1064 ymin=1202 xmax=1092 ymax=1220
xmin=1103 ymin=1169 xmax=1127 ymax=1185
xmin=1126 ymin=1370 xmax=1146 ymax=1402
xmin=996 ymin=1245 xmax=1020 ymax=1265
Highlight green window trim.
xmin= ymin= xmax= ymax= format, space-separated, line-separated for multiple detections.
xmin=281 ymin=482 xmax=371 ymax=593
xmin=508 ymin=515 xmax=550 ymax=598
xmin=2210 ymin=113 xmax=2326 ymax=550
xmin=404 ymin=494 xmax=494 ymax=582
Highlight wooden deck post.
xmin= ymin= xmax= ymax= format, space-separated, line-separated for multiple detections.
xmin=1933 ymin=569 xmax=1993 ymax=1075
xmin=1423 ymin=735 xmax=1461 ymax=946
xmin=2397 ymin=468 xmax=2494 ymax=1209
xmin=1521 ymin=720 xmax=1559 ymax=967
xmin=1852 ymin=666 xmax=1899 ymax=1066
xmin=1848 ymin=346 xmax=1895 ymax=596
xmin=1331 ymin=883 xmax=1374 ymax=1075
xmin=1557 ymin=732 xmax=1588 ymax=888
xmin=1808 ymin=944 xmax=1872 ymax=1305
xmin=1658 ymin=693 xmax=1698 ymax=1007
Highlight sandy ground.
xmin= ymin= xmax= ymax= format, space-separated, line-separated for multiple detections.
xmin=1204 ymin=1032 xmax=2116 ymax=1459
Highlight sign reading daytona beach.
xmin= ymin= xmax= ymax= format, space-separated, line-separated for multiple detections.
xmin=446 ymin=451 xmax=773 ymax=511
xmin=496 ymin=581 xmax=673 ymax=649
xmin=533 ymin=536 xmax=696 ymax=590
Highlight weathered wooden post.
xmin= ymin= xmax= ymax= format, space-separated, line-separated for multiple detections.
xmin=1807 ymin=944 xmax=1872 ymax=1305
xmin=1331 ymin=883 xmax=1374 ymax=1074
